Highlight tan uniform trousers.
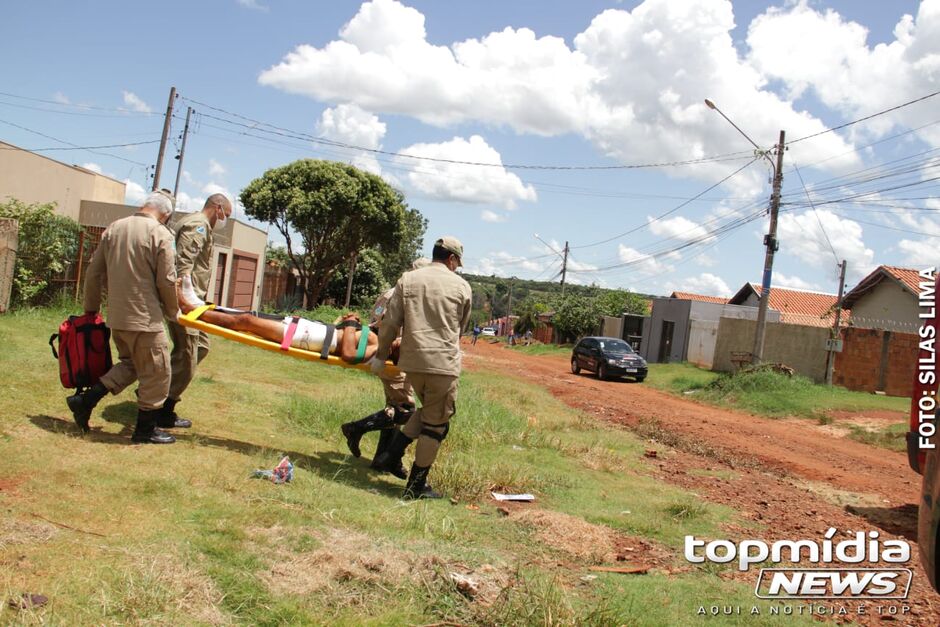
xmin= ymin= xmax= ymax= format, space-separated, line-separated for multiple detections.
xmin=379 ymin=368 xmax=414 ymax=409
xmin=402 ymin=372 xmax=458 ymax=467
xmin=99 ymin=328 xmax=171 ymax=411
xmin=167 ymin=321 xmax=210 ymax=401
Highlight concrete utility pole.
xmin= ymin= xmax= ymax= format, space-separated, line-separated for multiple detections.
xmin=825 ymin=259 xmax=848 ymax=385
xmin=560 ymin=241 xmax=569 ymax=295
xmin=172 ymin=106 xmax=192 ymax=198
xmin=152 ymin=86 xmax=177 ymax=191
xmin=751 ymin=130 xmax=786 ymax=364
xmin=507 ymin=277 xmax=515 ymax=320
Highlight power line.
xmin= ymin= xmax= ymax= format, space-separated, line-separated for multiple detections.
xmin=571 ymin=156 xmax=761 ymax=250
xmin=0 ymin=140 xmax=159 ymax=152
xmin=0 ymin=118 xmax=151 ymax=166
xmin=181 ymin=95 xmax=754 ymax=171
xmin=792 ymin=161 xmax=839 ymax=265
xmin=0 ymin=91 xmax=158 ymax=115
xmin=787 ymin=88 xmax=940 ymax=145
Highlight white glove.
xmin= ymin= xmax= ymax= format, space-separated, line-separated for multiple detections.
xmin=370 ymin=358 xmax=386 ymax=375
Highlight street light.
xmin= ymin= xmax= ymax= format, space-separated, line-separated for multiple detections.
xmin=705 ymin=98 xmax=786 ymax=365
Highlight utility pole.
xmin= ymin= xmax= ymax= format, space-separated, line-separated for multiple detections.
xmin=560 ymin=241 xmax=569 ymax=295
xmin=507 ymin=277 xmax=515 ymax=330
xmin=751 ymin=130 xmax=786 ymax=365
xmin=344 ymin=252 xmax=358 ymax=308
xmin=152 ymin=86 xmax=177 ymax=191
xmin=172 ymin=106 xmax=192 ymax=198
xmin=825 ymin=259 xmax=847 ymax=385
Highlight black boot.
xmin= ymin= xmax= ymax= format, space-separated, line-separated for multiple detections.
xmin=370 ymin=428 xmax=407 ymax=479
xmin=66 ymin=382 xmax=108 ymax=433
xmin=340 ymin=408 xmax=395 ymax=458
xmin=157 ymin=398 xmax=192 ymax=429
xmin=372 ymin=430 xmax=413 ymax=478
xmin=403 ymin=463 xmax=443 ymax=500
xmin=131 ymin=409 xmax=176 ymax=444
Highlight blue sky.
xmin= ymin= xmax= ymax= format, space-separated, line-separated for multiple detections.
xmin=2 ymin=0 xmax=937 ymax=297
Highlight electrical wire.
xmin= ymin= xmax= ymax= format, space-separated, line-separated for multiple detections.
xmin=0 ymin=119 xmax=151 ymax=166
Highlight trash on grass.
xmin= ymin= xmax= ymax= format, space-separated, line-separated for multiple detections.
xmin=491 ymin=492 xmax=535 ymax=502
xmin=252 ymin=456 xmax=293 ymax=484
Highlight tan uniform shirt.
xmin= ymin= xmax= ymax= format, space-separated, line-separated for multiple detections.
xmin=173 ymin=211 xmax=213 ymax=299
xmin=378 ymin=263 xmax=472 ymax=376
xmin=83 ymin=212 xmax=178 ymax=332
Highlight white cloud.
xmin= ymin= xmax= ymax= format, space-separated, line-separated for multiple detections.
xmin=124 ymin=179 xmax=147 ymax=205
xmin=259 ymin=0 xmax=859 ymax=190
xmin=317 ymin=104 xmax=387 ymax=175
xmin=669 ymin=273 xmax=732 ymax=297
xmin=80 ymin=162 xmax=102 ymax=174
xmin=899 ymin=237 xmax=940 ymax=268
xmin=647 ymin=214 xmax=713 ymax=243
xmin=617 ymin=245 xmax=672 ymax=275
xmin=465 ymin=250 xmax=550 ymax=277
xmin=747 ymin=0 xmax=940 ymax=147
xmin=236 ymin=0 xmax=269 ymax=10
xmin=481 ymin=209 xmax=507 ymax=223
xmin=52 ymin=92 xmax=70 ymax=105
xmin=774 ymin=272 xmax=821 ymax=291
xmin=208 ymin=159 xmax=226 ymax=177
xmin=776 ymin=209 xmax=875 ymax=282
xmin=121 ymin=91 xmax=152 ymax=114
xmin=395 ymin=135 xmax=536 ymax=208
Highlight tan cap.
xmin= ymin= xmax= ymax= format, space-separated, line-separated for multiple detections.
xmin=435 ymin=236 xmax=464 ymax=266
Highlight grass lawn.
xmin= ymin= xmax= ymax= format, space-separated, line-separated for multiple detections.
xmin=0 ymin=306 xmax=819 ymax=625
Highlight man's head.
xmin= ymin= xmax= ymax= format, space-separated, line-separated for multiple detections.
xmin=203 ymin=193 xmax=232 ymax=228
xmin=141 ymin=189 xmax=175 ymax=224
xmin=432 ymin=236 xmax=463 ymax=272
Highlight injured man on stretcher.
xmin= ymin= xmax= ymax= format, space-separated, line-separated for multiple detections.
xmin=177 ymin=276 xmax=399 ymax=364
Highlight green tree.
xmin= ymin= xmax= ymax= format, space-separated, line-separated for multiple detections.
xmin=241 ymin=160 xmax=407 ymax=307
xmin=322 ymin=248 xmax=388 ymax=307
xmin=0 ymin=199 xmax=81 ymax=306
xmin=264 ymin=244 xmax=291 ymax=269
xmin=595 ymin=290 xmax=650 ymax=317
xmin=513 ymin=296 xmax=548 ymax=335
xmin=374 ymin=207 xmax=427 ymax=286
xmin=551 ymin=294 xmax=599 ymax=342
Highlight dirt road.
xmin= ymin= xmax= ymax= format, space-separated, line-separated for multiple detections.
xmin=465 ymin=340 xmax=938 ymax=624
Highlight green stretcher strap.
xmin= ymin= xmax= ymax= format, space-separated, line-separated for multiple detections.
xmin=352 ymin=326 xmax=370 ymax=364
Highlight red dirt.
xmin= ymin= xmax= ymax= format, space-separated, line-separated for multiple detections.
xmin=464 ymin=341 xmax=939 ymax=624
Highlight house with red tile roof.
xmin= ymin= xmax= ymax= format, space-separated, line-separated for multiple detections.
xmin=669 ymin=291 xmax=728 ymax=304
xmin=727 ymin=283 xmax=846 ymax=328
xmin=841 ymin=265 xmax=924 ymax=333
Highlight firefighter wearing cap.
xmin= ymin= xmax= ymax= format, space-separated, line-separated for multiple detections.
xmin=165 ymin=193 xmax=232 ymax=429
xmin=371 ymin=237 xmax=472 ymax=499
xmin=339 ymin=258 xmax=432 ymax=477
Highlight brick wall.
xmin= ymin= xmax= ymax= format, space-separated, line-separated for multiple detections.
xmin=833 ymin=327 xmax=916 ymax=397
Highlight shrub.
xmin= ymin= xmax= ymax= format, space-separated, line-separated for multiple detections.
xmin=0 ymin=199 xmax=81 ymax=306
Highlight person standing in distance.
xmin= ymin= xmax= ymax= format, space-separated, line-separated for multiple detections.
xmin=165 ymin=193 xmax=232 ymax=429
xmin=371 ymin=237 xmax=472 ymax=499
xmin=66 ymin=190 xmax=181 ymax=443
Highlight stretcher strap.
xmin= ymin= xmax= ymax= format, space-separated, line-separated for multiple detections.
xmin=186 ymin=304 xmax=214 ymax=321
xmin=281 ymin=316 xmax=300 ymax=351
xmin=352 ymin=327 xmax=370 ymax=364
xmin=320 ymin=324 xmax=335 ymax=360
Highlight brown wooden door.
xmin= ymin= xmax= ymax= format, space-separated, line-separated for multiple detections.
xmin=214 ymin=252 xmax=227 ymax=304
xmin=227 ymin=253 xmax=257 ymax=310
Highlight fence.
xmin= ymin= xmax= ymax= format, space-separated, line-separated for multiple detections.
xmin=833 ymin=327 xmax=917 ymax=397
xmin=0 ymin=218 xmax=17 ymax=313
xmin=713 ymin=317 xmax=831 ymax=382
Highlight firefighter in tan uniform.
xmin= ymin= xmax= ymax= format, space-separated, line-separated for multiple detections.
xmin=165 ymin=193 xmax=232 ymax=428
xmin=339 ymin=258 xmax=432 ymax=478
xmin=372 ymin=238 xmax=472 ymax=499
xmin=66 ymin=191 xmax=181 ymax=444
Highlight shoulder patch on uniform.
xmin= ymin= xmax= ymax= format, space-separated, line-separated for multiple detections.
xmin=196 ymin=226 xmax=206 ymax=235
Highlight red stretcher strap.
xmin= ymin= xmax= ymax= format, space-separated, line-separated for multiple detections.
xmin=281 ymin=316 xmax=300 ymax=351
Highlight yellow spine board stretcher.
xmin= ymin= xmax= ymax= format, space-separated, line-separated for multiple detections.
xmin=178 ymin=304 xmax=400 ymax=376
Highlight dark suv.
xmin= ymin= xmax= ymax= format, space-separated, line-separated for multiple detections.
xmin=571 ymin=336 xmax=648 ymax=382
